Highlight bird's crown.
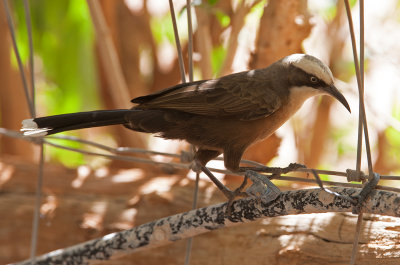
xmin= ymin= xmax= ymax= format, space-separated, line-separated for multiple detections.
xmin=282 ymin=54 xmax=334 ymax=85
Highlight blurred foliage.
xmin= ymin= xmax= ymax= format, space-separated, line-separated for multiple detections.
xmin=211 ymin=45 xmax=226 ymax=75
xmin=13 ymin=0 xmax=98 ymax=113
xmin=249 ymin=0 xmax=266 ymax=20
xmin=151 ymin=14 xmax=177 ymax=45
xmin=214 ymin=9 xmax=230 ymax=27
xmin=3 ymin=0 xmax=400 ymax=176
xmin=12 ymin=0 xmax=98 ymax=166
xmin=310 ymin=0 xmax=357 ymax=22
xmin=332 ymin=126 xmax=355 ymax=157
xmin=321 ymin=2 xmax=338 ymax=21
xmin=386 ymin=104 xmax=400 ymax=173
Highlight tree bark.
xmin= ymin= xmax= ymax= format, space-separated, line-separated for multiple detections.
xmin=1 ymin=156 xmax=399 ymax=265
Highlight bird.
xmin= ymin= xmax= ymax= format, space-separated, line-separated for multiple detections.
xmin=21 ymin=53 xmax=351 ymax=200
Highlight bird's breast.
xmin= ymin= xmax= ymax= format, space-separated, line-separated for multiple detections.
xmin=254 ymin=86 xmax=322 ymax=141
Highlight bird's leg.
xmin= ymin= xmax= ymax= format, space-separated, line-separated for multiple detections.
xmin=196 ymin=163 xmax=248 ymax=216
xmin=196 ymin=163 xmax=283 ymax=216
xmin=237 ymin=163 xmax=303 ymax=199
xmin=191 ymin=149 xmax=238 ymax=198
xmin=191 ymin=149 xmax=231 ymax=196
xmin=191 ymin=157 xmax=248 ymax=215
xmin=224 ymin=173 xmax=250 ymax=216
xmin=235 ymin=163 xmax=289 ymax=207
xmin=192 ymin=162 xmax=245 ymax=199
xmin=222 ymin=149 xmax=281 ymax=215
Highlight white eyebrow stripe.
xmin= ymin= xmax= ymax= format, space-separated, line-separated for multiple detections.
xmin=282 ymin=54 xmax=334 ymax=84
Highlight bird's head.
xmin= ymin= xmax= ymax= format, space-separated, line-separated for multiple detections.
xmin=281 ymin=54 xmax=351 ymax=113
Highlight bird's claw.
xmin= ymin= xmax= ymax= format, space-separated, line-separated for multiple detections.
xmin=224 ymin=170 xmax=281 ymax=217
xmin=244 ymin=170 xmax=281 ymax=201
xmin=224 ymin=186 xmax=248 ymax=217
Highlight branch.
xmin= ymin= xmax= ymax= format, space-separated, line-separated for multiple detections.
xmin=16 ymin=187 xmax=400 ymax=265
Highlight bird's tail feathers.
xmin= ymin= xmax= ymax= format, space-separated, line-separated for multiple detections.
xmin=21 ymin=109 xmax=133 ymax=136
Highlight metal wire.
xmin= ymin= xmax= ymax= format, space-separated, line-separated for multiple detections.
xmin=344 ymin=0 xmax=373 ymax=177
xmin=343 ymin=1 xmax=371 ymax=264
xmin=23 ymin=0 xmax=35 ymax=116
xmin=2 ymin=0 xmax=35 ymax=117
xmin=182 ymin=1 xmax=196 ymax=264
xmin=186 ymin=0 xmax=194 ymax=82
xmin=3 ymin=127 xmax=400 ymax=189
xmin=29 ymin=144 xmax=44 ymax=261
xmin=3 ymin=0 xmax=44 ymax=260
xmin=169 ymin=0 xmax=186 ymax=83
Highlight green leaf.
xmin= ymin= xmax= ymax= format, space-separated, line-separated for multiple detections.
xmin=12 ymin=0 xmax=98 ymax=167
xmin=215 ymin=10 xmax=230 ymax=27
xmin=211 ymin=45 xmax=227 ymax=75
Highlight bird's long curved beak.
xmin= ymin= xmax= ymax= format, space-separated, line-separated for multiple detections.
xmin=323 ymin=84 xmax=351 ymax=113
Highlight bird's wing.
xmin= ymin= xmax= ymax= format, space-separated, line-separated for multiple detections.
xmin=132 ymin=71 xmax=282 ymax=120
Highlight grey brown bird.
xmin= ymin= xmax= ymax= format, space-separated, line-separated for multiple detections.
xmin=22 ymin=54 xmax=351 ymax=199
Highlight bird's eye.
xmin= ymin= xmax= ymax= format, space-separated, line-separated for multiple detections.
xmin=310 ymin=76 xmax=318 ymax=83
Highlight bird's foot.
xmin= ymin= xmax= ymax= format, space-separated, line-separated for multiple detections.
xmin=225 ymin=170 xmax=281 ymax=217
xmin=224 ymin=175 xmax=249 ymax=216
xmin=190 ymin=161 xmax=282 ymax=217
xmin=244 ymin=170 xmax=281 ymax=202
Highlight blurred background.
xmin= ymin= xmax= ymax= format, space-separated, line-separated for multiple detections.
xmin=2 ymin=0 xmax=400 ymax=174
xmin=1 ymin=0 xmax=400 ymax=264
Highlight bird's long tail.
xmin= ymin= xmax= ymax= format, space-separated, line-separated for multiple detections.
xmin=21 ymin=109 xmax=134 ymax=136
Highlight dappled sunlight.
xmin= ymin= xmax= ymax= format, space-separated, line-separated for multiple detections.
xmin=139 ymin=176 xmax=181 ymax=195
xmin=109 ymin=208 xmax=138 ymax=230
xmin=111 ymin=168 xmax=145 ymax=183
xmin=0 ymin=162 xmax=14 ymax=187
xmin=71 ymin=165 xmax=91 ymax=189
xmin=80 ymin=201 xmax=108 ymax=231
xmin=40 ymin=195 xmax=58 ymax=220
